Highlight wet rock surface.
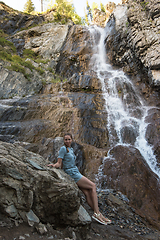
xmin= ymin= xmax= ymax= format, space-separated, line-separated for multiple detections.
xmin=0 ymin=90 xmax=108 ymax=150
xmin=145 ymin=107 xmax=160 ymax=165
xmin=98 ymin=145 xmax=160 ymax=230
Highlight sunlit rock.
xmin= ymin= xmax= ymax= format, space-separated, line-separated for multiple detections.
xmin=105 ymin=0 xmax=160 ymax=89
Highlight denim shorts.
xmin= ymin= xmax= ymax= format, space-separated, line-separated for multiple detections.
xmin=64 ymin=167 xmax=83 ymax=183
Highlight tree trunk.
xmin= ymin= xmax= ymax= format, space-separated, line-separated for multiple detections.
xmin=41 ymin=0 xmax=43 ymax=12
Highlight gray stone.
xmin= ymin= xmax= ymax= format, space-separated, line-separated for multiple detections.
xmin=5 ymin=204 xmax=18 ymax=218
xmin=26 ymin=210 xmax=40 ymax=226
xmin=35 ymin=222 xmax=48 ymax=235
xmin=0 ymin=62 xmax=43 ymax=99
xmin=10 ymin=23 xmax=69 ymax=61
xmin=78 ymin=205 xmax=91 ymax=224
xmin=0 ymin=141 xmax=87 ymax=226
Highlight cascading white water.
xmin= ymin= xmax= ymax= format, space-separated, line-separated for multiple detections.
xmin=89 ymin=25 xmax=160 ymax=179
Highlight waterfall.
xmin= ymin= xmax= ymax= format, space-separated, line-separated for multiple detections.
xmin=89 ymin=25 xmax=160 ymax=179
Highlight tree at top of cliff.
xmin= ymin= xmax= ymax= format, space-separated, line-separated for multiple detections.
xmin=85 ymin=1 xmax=106 ymax=25
xmin=50 ymin=0 xmax=83 ymax=24
xmin=85 ymin=0 xmax=92 ymax=25
xmin=100 ymin=2 xmax=105 ymax=12
xmin=23 ymin=0 xmax=35 ymax=14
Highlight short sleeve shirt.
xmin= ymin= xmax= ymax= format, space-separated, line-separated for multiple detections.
xmin=58 ymin=145 xmax=83 ymax=183
xmin=58 ymin=146 xmax=76 ymax=170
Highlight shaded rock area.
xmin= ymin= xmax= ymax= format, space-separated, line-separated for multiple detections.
xmin=1 ymin=188 xmax=160 ymax=240
xmin=98 ymin=145 xmax=160 ymax=230
xmin=145 ymin=107 xmax=160 ymax=165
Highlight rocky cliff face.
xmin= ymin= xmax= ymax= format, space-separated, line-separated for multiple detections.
xmin=0 ymin=1 xmax=160 ymax=238
xmin=104 ymin=1 xmax=160 ymax=197
xmin=0 ymin=2 xmax=44 ymax=34
xmin=92 ymin=2 xmax=116 ymax=28
xmin=105 ymin=0 xmax=160 ymax=89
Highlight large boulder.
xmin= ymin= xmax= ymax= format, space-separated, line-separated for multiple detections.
xmin=0 ymin=141 xmax=91 ymax=226
xmin=99 ymin=145 xmax=160 ymax=229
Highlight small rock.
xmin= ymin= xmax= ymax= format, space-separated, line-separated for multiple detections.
xmin=19 ymin=236 xmax=25 ymax=240
xmin=24 ymin=234 xmax=30 ymax=237
xmin=35 ymin=222 xmax=48 ymax=235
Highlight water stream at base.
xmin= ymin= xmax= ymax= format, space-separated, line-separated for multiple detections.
xmin=88 ymin=25 xmax=160 ymax=180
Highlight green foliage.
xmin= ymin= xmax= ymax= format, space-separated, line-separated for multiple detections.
xmin=23 ymin=0 xmax=35 ymax=14
xmin=7 ymin=63 xmax=26 ymax=74
xmin=85 ymin=1 xmax=106 ymax=25
xmin=35 ymin=58 xmax=50 ymax=64
xmin=47 ymin=67 xmax=55 ymax=73
xmin=19 ymin=23 xmax=39 ymax=32
xmin=63 ymin=78 xmax=68 ymax=82
xmin=92 ymin=2 xmax=98 ymax=12
xmin=41 ymin=79 xmax=47 ymax=86
xmin=0 ymin=32 xmax=49 ymax=80
xmin=0 ymin=37 xmax=8 ymax=46
xmin=140 ymin=1 xmax=149 ymax=11
xmin=51 ymin=77 xmax=61 ymax=83
xmin=55 ymin=0 xmax=73 ymax=17
xmin=23 ymin=60 xmax=35 ymax=70
xmin=0 ymin=35 xmax=16 ymax=53
xmin=6 ymin=63 xmax=32 ymax=81
xmin=23 ymin=49 xmax=37 ymax=59
xmin=41 ymin=72 xmax=67 ymax=86
xmin=100 ymin=2 xmax=105 ymax=12
xmin=36 ymin=67 xmax=45 ymax=75
xmin=84 ymin=8 xmax=89 ymax=26
xmin=86 ymin=0 xmax=92 ymax=24
xmin=126 ymin=21 xmax=129 ymax=27
xmin=0 ymin=29 xmax=8 ymax=38
xmin=47 ymin=0 xmax=83 ymax=25
xmin=12 ymin=54 xmax=24 ymax=64
xmin=140 ymin=1 xmax=149 ymax=7
xmin=12 ymin=55 xmax=35 ymax=71
xmin=0 ymin=49 xmax=12 ymax=61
